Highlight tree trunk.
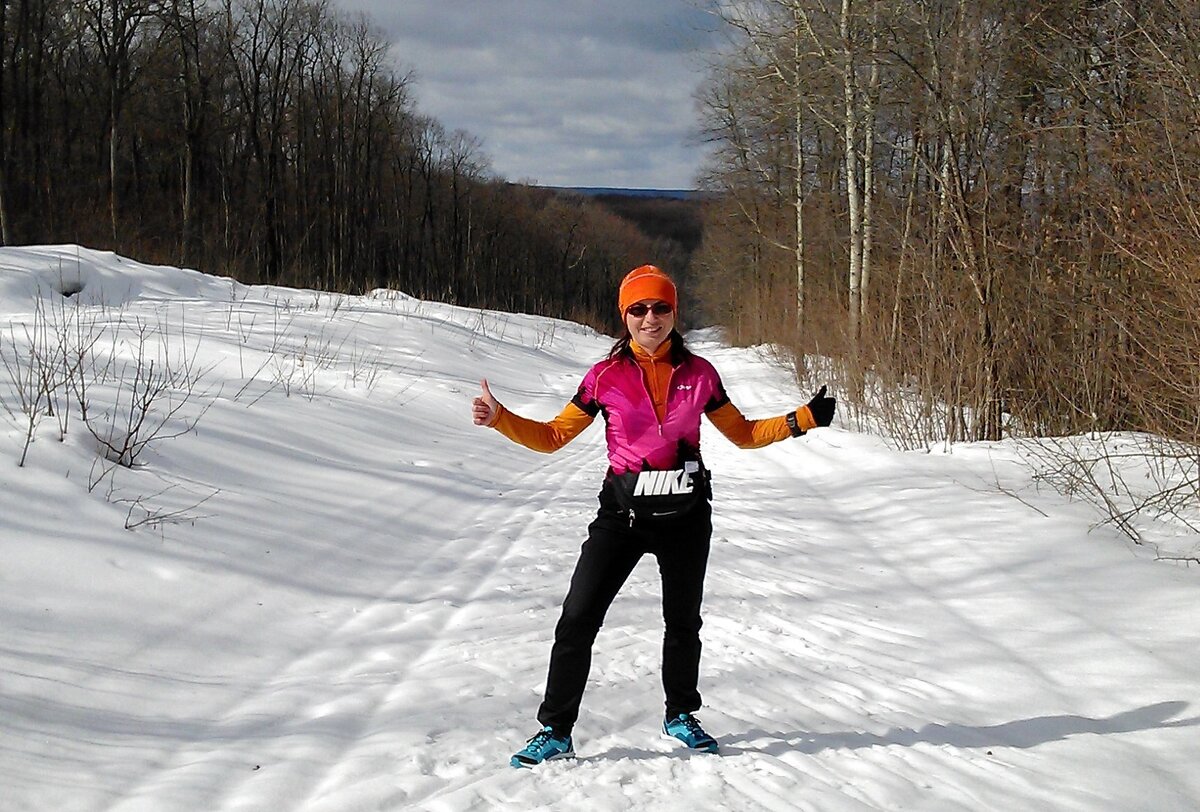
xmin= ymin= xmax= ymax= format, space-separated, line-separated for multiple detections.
xmin=792 ymin=8 xmax=806 ymax=338
xmin=0 ymin=0 xmax=9 ymax=245
xmin=891 ymin=128 xmax=921 ymax=354
xmin=860 ymin=6 xmax=880 ymax=325
xmin=842 ymin=0 xmax=862 ymax=346
xmin=181 ymin=136 xmax=194 ymax=265
xmin=110 ymin=88 xmax=119 ymax=242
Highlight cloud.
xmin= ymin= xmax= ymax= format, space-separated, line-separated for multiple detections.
xmin=331 ymin=0 xmax=719 ymax=188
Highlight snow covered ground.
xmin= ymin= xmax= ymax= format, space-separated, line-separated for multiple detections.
xmin=2 ymin=246 xmax=1199 ymax=811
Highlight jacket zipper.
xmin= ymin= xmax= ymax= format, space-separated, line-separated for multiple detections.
xmin=638 ymin=352 xmax=675 ymax=436
xmin=631 ymin=353 xmax=676 ymax=527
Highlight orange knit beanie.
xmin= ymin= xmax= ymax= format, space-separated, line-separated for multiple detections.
xmin=618 ymin=265 xmax=677 ymax=314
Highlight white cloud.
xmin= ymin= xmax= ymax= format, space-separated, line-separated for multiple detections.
xmin=331 ymin=0 xmax=719 ymax=188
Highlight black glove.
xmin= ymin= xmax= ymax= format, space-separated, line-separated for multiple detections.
xmin=806 ymin=385 xmax=836 ymax=427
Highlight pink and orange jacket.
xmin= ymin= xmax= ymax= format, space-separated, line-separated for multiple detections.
xmin=488 ymin=340 xmax=817 ymax=474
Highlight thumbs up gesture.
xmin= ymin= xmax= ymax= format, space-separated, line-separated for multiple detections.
xmin=472 ymin=378 xmax=501 ymax=426
xmin=806 ymin=385 xmax=836 ymax=427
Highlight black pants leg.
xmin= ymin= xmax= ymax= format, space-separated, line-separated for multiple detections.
xmin=536 ymin=501 xmax=712 ymax=735
xmin=536 ymin=511 xmax=642 ymax=734
xmin=655 ymin=509 xmax=711 ymax=719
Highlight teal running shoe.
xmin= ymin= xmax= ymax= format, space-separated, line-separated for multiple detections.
xmin=663 ymin=713 xmax=719 ymax=753
xmin=510 ymin=726 xmax=574 ymax=768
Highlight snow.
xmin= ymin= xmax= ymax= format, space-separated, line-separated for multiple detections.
xmin=2 ymin=245 xmax=1199 ymax=811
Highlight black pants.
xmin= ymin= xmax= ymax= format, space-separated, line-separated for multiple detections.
xmin=536 ymin=488 xmax=713 ymax=735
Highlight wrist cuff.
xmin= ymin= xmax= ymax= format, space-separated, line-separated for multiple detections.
xmin=786 ymin=410 xmax=806 ymax=438
xmin=796 ymin=405 xmax=818 ymax=431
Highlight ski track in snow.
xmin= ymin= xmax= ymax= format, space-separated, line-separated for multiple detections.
xmin=2 ymin=249 xmax=1199 ymax=811
xmin=107 ymin=429 xmax=603 ymax=812
xmin=312 ymin=341 xmax=1199 ymax=812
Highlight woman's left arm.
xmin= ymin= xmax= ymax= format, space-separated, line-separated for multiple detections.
xmin=706 ymin=386 xmax=835 ymax=449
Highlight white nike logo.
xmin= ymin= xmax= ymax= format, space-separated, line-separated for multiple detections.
xmin=632 ymin=469 xmax=694 ymax=497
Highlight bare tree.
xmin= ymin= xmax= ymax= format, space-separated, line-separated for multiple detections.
xmin=79 ymin=0 xmax=162 ymax=242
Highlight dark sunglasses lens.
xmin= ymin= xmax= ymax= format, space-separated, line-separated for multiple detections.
xmin=627 ymin=302 xmax=672 ymax=317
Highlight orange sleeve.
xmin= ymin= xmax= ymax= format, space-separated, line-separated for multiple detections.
xmin=490 ymin=401 xmax=595 ymax=453
xmin=706 ymin=402 xmax=817 ymax=449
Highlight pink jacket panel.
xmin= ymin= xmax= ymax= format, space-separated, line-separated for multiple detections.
xmin=572 ymin=354 xmax=727 ymax=474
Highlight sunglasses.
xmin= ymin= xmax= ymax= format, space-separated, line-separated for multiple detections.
xmin=625 ymin=302 xmax=673 ymax=318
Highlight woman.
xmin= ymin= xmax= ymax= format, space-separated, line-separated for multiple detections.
xmin=472 ymin=265 xmax=835 ymax=767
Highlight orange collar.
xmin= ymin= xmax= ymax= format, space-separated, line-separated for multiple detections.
xmin=630 ymin=339 xmax=672 ymax=363
xmin=631 ymin=340 xmax=673 ymax=422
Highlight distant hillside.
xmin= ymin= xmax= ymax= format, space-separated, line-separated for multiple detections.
xmin=538 ymin=186 xmax=706 ymax=266
xmin=545 ymin=186 xmax=706 ymax=201
xmin=595 ymin=193 xmax=704 ymax=255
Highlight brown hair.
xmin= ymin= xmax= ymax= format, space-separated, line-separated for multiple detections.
xmin=607 ymin=329 xmax=692 ymax=366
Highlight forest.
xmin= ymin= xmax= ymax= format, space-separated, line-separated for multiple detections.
xmin=689 ymin=0 xmax=1200 ymax=532
xmin=0 ymin=0 xmax=692 ymax=334
xmin=694 ymin=0 xmax=1200 ymax=453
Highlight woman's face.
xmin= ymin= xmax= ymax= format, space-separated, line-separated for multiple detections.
xmin=624 ymin=299 xmax=675 ymax=353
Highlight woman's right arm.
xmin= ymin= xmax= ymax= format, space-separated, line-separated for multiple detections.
xmin=473 ymin=378 xmax=594 ymax=453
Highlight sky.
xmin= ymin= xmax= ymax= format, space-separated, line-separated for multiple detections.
xmin=3 ymin=245 xmax=1199 ymax=809
xmin=330 ymin=0 xmax=722 ymax=190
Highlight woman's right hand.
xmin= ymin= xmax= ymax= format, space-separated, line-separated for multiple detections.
xmin=472 ymin=378 xmax=500 ymax=426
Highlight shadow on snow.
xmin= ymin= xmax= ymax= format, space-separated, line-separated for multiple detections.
xmin=586 ymin=701 xmax=1197 ymax=761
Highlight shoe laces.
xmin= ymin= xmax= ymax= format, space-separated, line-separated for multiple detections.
xmin=676 ymin=714 xmax=704 ymax=733
xmin=525 ymin=727 xmax=556 ymax=748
